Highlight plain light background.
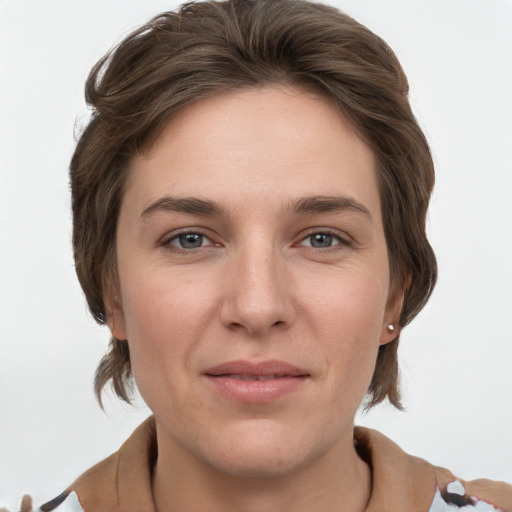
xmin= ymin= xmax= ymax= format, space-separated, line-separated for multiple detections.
xmin=1 ymin=0 xmax=511 ymax=509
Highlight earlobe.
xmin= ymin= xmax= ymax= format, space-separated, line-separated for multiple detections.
xmin=379 ymin=322 xmax=400 ymax=345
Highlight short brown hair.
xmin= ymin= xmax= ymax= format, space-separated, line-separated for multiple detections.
xmin=70 ymin=0 xmax=437 ymax=409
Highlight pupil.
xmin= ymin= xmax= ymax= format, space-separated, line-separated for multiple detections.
xmin=179 ymin=233 xmax=203 ymax=248
xmin=311 ymin=233 xmax=332 ymax=248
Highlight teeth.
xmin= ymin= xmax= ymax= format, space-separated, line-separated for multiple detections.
xmin=229 ymin=374 xmax=282 ymax=381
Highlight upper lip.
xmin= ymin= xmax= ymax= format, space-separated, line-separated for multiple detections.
xmin=203 ymin=359 xmax=309 ymax=377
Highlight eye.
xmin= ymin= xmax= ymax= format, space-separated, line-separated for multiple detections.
xmin=165 ymin=232 xmax=213 ymax=250
xmin=297 ymin=231 xmax=346 ymax=249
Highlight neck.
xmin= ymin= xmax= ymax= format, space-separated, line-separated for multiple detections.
xmin=152 ymin=424 xmax=371 ymax=512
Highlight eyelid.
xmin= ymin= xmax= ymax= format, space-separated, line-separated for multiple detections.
xmin=158 ymin=227 xmax=352 ymax=251
xmin=294 ymin=228 xmax=352 ymax=248
xmin=160 ymin=228 xmax=220 ymax=249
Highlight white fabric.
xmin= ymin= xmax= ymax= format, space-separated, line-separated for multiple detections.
xmin=429 ymin=483 xmax=504 ymax=512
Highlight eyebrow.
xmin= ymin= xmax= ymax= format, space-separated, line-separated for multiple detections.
xmin=140 ymin=196 xmax=228 ymax=219
xmin=140 ymin=194 xmax=371 ymax=221
xmin=285 ymin=195 xmax=372 ymax=220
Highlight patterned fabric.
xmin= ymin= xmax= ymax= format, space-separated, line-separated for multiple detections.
xmin=38 ymin=492 xmax=83 ymax=512
xmin=429 ymin=480 xmax=505 ymax=511
xmin=38 ymin=492 xmax=68 ymax=511
xmin=429 ymin=480 xmax=508 ymax=512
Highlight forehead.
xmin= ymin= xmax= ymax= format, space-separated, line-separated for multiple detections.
xmin=125 ymin=86 xmax=380 ymax=218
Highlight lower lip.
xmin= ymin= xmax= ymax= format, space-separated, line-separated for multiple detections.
xmin=204 ymin=375 xmax=308 ymax=403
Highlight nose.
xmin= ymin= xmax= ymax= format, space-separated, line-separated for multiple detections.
xmin=219 ymin=243 xmax=296 ymax=336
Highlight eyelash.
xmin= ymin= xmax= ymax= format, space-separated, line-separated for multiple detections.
xmin=161 ymin=229 xmax=219 ymax=253
xmin=161 ymin=228 xmax=351 ymax=255
xmin=295 ymin=229 xmax=350 ymax=250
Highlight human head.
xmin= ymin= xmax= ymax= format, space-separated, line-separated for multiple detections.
xmin=70 ymin=0 xmax=437 ymax=409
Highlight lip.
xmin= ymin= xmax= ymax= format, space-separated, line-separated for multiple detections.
xmin=202 ymin=359 xmax=310 ymax=403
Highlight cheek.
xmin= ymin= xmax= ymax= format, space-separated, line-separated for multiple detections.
xmin=302 ymin=268 xmax=389 ymax=394
xmin=118 ymin=270 xmax=219 ymax=395
xmin=121 ymin=263 xmax=218 ymax=336
xmin=305 ymin=265 xmax=389 ymax=341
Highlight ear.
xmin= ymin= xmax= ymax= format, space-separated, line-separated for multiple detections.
xmin=379 ymin=279 xmax=407 ymax=345
xmin=105 ymin=294 xmax=128 ymax=341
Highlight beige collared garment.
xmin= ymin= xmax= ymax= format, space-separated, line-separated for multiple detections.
xmin=38 ymin=416 xmax=512 ymax=512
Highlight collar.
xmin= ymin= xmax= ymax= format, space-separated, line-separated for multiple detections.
xmin=69 ymin=416 xmax=439 ymax=512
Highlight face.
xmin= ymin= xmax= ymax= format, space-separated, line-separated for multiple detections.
xmin=110 ymin=86 xmax=399 ymax=478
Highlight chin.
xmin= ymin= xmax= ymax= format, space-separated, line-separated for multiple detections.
xmin=207 ymin=448 xmax=306 ymax=479
xmin=196 ymin=420 xmax=326 ymax=479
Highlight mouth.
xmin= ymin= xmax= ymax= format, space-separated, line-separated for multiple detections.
xmin=203 ymin=360 xmax=310 ymax=403
xmin=216 ymin=374 xmax=297 ymax=381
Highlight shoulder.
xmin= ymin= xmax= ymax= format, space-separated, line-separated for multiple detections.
xmin=430 ymin=468 xmax=512 ymax=512
xmin=38 ymin=416 xmax=156 ymax=512
xmin=354 ymin=426 xmax=512 ymax=512
xmin=38 ymin=451 xmax=121 ymax=512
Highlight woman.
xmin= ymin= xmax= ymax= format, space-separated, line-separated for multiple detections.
xmin=7 ymin=0 xmax=511 ymax=510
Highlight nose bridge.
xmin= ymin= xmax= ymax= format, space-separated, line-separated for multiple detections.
xmin=220 ymin=235 xmax=294 ymax=334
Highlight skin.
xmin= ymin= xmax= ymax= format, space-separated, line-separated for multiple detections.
xmin=109 ymin=86 xmax=401 ymax=512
